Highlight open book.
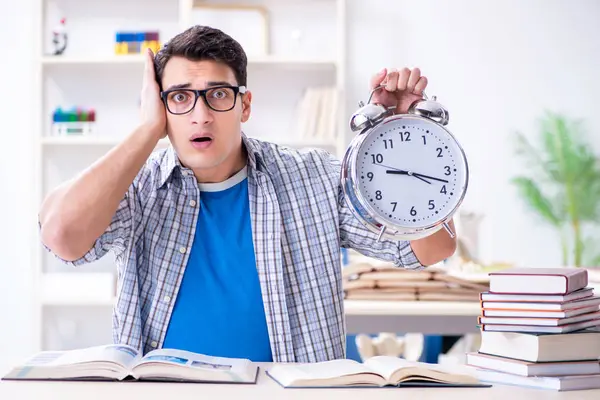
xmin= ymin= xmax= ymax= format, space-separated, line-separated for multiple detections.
xmin=2 ymin=344 xmax=258 ymax=384
xmin=267 ymin=356 xmax=488 ymax=388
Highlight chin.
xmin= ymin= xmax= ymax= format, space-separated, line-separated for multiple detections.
xmin=181 ymin=156 xmax=222 ymax=171
xmin=181 ymin=151 xmax=229 ymax=171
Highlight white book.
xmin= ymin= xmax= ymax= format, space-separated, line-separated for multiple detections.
xmin=478 ymin=328 xmax=600 ymax=362
xmin=475 ymin=369 xmax=600 ymax=391
xmin=293 ymin=87 xmax=314 ymax=140
xmin=315 ymin=87 xmax=330 ymax=140
xmin=481 ymin=317 xmax=600 ymax=334
xmin=482 ymin=305 xmax=599 ymax=319
xmin=480 ymin=287 xmax=594 ymax=303
xmin=266 ymin=356 xmax=486 ymax=388
xmin=481 ymin=295 xmax=600 ymax=311
xmin=466 ymin=352 xmax=600 ymax=377
xmin=326 ymin=87 xmax=339 ymax=140
xmin=488 ymin=268 xmax=587 ymax=295
xmin=1 ymin=344 xmax=258 ymax=384
xmin=479 ymin=310 xmax=600 ymax=326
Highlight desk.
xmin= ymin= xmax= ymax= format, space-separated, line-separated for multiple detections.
xmin=344 ymin=300 xmax=481 ymax=335
xmin=1 ymin=363 xmax=599 ymax=399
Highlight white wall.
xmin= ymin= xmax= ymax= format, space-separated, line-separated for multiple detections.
xmin=0 ymin=0 xmax=599 ymax=369
xmin=346 ymin=0 xmax=600 ymax=267
xmin=0 ymin=0 xmax=37 ymax=372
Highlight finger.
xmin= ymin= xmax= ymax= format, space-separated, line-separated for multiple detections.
xmin=413 ymin=76 xmax=428 ymax=95
xmin=385 ymin=69 xmax=399 ymax=92
xmin=396 ymin=68 xmax=411 ymax=91
xmin=406 ymin=68 xmax=421 ymax=92
xmin=370 ymin=68 xmax=387 ymax=90
xmin=144 ymin=48 xmax=155 ymax=83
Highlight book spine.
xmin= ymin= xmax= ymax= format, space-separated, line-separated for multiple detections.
xmin=567 ymin=270 xmax=588 ymax=294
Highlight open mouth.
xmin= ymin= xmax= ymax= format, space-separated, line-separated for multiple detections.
xmin=191 ymin=137 xmax=212 ymax=143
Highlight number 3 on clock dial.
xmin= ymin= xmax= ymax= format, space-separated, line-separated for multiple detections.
xmin=358 ymin=118 xmax=466 ymax=228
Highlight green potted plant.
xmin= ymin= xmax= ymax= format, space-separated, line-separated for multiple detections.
xmin=511 ymin=111 xmax=600 ymax=267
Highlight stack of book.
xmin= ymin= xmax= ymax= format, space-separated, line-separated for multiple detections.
xmin=467 ymin=267 xmax=600 ymax=391
xmin=342 ymin=263 xmax=489 ymax=302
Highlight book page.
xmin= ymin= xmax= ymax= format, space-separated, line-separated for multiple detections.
xmin=363 ymin=356 xmax=414 ymax=381
xmin=267 ymin=359 xmax=382 ymax=386
xmin=24 ymin=344 xmax=140 ymax=369
xmin=133 ymin=349 xmax=254 ymax=382
xmin=363 ymin=356 xmax=478 ymax=384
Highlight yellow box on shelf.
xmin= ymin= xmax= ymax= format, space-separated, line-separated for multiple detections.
xmin=115 ymin=31 xmax=161 ymax=55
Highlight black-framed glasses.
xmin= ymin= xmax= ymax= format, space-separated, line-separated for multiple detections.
xmin=160 ymin=85 xmax=247 ymax=114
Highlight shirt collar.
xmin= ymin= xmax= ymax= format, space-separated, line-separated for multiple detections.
xmin=158 ymin=132 xmax=264 ymax=188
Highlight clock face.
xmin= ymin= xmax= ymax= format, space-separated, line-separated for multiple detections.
xmin=356 ymin=115 xmax=468 ymax=229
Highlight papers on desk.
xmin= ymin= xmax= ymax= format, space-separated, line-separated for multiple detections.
xmin=342 ymin=263 xmax=489 ymax=302
xmin=1 ymin=344 xmax=258 ymax=384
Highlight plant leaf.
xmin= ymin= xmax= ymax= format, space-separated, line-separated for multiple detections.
xmin=537 ymin=112 xmax=600 ymax=222
xmin=581 ymin=234 xmax=600 ymax=267
xmin=511 ymin=177 xmax=562 ymax=226
xmin=512 ymin=131 xmax=557 ymax=183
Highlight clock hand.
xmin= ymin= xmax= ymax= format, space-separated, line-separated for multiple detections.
xmin=373 ymin=163 xmax=408 ymax=173
xmin=411 ymin=172 xmax=449 ymax=184
xmin=385 ymin=170 xmax=431 ymax=184
xmin=374 ymin=163 xmax=447 ymax=184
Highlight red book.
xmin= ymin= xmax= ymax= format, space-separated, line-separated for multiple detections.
xmin=489 ymin=268 xmax=588 ymax=295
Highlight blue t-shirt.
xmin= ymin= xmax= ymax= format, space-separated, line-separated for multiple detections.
xmin=163 ymin=167 xmax=273 ymax=362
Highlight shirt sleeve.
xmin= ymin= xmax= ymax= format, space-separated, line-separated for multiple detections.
xmin=40 ymin=184 xmax=136 ymax=267
xmin=324 ymin=151 xmax=425 ymax=270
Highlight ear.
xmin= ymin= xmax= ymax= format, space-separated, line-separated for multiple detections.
xmin=241 ymin=90 xmax=252 ymax=123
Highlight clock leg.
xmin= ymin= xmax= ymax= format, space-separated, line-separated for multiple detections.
xmin=442 ymin=222 xmax=456 ymax=238
xmin=376 ymin=226 xmax=387 ymax=242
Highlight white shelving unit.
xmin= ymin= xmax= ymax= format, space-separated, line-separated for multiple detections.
xmin=42 ymin=54 xmax=338 ymax=68
xmin=33 ymin=0 xmax=348 ymax=352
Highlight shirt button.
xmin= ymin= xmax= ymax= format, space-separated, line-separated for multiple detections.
xmin=189 ymin=200 xmax=197 ymax=207
xmin=164 ymin=295 xmax=171 ymax=303
xmin=150 ymin=341 xmax=158 ymax=348
xmin=179 ymin=247 xmax=187 ymax=254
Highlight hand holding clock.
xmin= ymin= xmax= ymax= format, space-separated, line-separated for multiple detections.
xmin=367 ymin=67 xmax=450 ymax=186
xmin=369 ymin=67 xmax=428 ymax=114
xmin=340 ymin=65 xmax=466 ymax=265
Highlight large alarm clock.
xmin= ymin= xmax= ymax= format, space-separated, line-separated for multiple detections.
xmin=341 ymin=85 xmax=469 ymax=241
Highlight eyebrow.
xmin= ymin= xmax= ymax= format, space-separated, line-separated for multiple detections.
xmin=164 ymin=81 xmax=235 ymax=91
xmin=164 ymin=83 xmax=191 ymax=91
xmin=207 ymin=80 xmax=234 ymax=87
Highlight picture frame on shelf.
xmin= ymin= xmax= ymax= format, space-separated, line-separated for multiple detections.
xmin=190 ymin=2 xmax=270 ymax=57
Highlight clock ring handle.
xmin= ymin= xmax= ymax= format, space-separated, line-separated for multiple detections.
xmin=367 ymin=84 xmax=430 ymax=105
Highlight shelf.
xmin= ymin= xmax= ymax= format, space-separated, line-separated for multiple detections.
xmin=256 ymin=136 xmax=339 ymax=148
xmin=41 ymin=135 xmax=336 ymax=148
xmin=41 ymin=272 xmax=116 ymax=307
xmin=41 ymin=54 xmax=337 ymax=69
xmin=247 ymin=55 xmax=337 ymax=70
xmin=42 ymin=136 xmax=171 ymax=148
xmin=42 ymin=54 xmax=146 ymax=65
xmin=344 ymin=300 xmax=481 ymax=317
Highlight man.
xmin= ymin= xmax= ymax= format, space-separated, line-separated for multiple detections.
xmin=39 ymin=25 xmax=456 ymax=363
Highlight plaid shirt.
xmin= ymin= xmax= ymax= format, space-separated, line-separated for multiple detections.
xmin=50 ymin=134 xmax=423 ymax=362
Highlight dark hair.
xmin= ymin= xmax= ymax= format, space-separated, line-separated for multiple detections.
xmin=154 ymin=25 xmax=248 ymax=89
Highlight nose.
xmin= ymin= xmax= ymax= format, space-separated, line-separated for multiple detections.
xmin=189 ymin=96 xmax=214 ymax=125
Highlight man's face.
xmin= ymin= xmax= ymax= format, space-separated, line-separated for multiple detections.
xmin=160 ymin=57 xmax=251 ymax=178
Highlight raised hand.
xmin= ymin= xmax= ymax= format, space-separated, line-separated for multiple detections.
xmin=140 ymin=48 xmax=167 ymax=139
xmin=369 ymin=67 xmax=428 ymax=114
